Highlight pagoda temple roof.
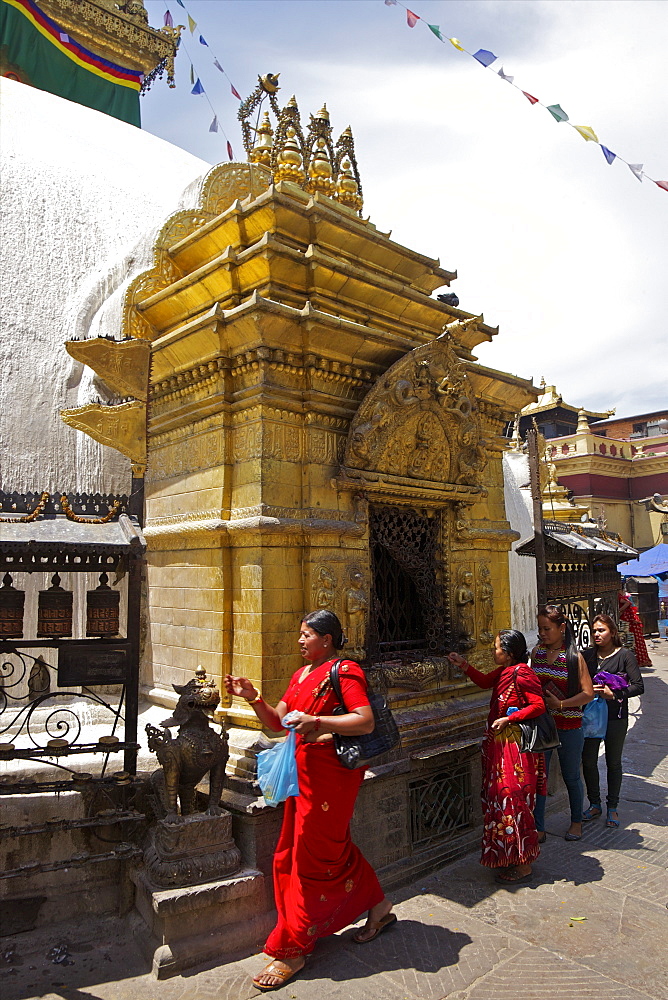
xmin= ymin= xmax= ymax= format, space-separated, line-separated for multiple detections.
xmin=521 ymin=380 xmax=612 ymax=420
xmin=516 ymin=521 xmax=637 ymax=562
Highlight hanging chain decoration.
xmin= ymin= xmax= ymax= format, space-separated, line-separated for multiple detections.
xmin=59 ymin=495 xmax=123 ymax=524
xmin=0 ymin=491 xmax=50 ymax=524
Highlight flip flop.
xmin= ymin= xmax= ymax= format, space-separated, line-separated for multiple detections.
xmin=495 ymin=868 xmax=532 ymax=884
xmin=583 ymin=805 xmax=602 ymax=821
xmin=565 ymin=832 xmax=582 ymax=841
xmin=353 ymin=912 xmax=397 ymax=944
xmin=537 ymin=831 xmax=547 ymax=844
xmin=252 ymin=959 xmax=304 ymax=992
xmin=606 ymin=809 xmax=620 ymax=828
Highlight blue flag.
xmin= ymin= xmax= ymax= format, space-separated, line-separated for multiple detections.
xmin=191 ymin=78 xmax=205 ymax=95
xmin=199 ymin=35 xmax=208 ymax=46
xmin=473 ymin=49 xmax=496 ymax=67
xmin=600 ymin=146 xmax=616 ymax=165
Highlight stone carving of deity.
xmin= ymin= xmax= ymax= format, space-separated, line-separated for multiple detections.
xmin=345 ymin=568 xmax=367 ymax=651
xmin=478 ymin=564 xmax=494 ymax=644
xmin=315 ymin=567 xmax=337 ymax=610
xmin=456 ymin=567 xmax=475 ymax=648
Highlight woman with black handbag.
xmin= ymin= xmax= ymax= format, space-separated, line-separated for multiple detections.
xmin=224 ymin=610 xmax=394 ymax=992
xmin=448 ymin=630 xmax=547 ymax=884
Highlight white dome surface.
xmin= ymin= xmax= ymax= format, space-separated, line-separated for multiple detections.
xmin=0 ymin=78 xmax=211 ymax=494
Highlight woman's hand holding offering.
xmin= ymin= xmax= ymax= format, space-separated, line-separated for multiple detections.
xmin=448 ymin=652 xmax=466 ymax=669
xmin=594 ymin=683 xmax=614 ymax=700
xmin=491 ymin=716 xmax=510 ymax=733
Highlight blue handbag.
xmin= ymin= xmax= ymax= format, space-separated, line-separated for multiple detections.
xmin=582 ymin=696 xmax=608 ymax=739
xmin=256 ymin=729 xmax=300 ymax=806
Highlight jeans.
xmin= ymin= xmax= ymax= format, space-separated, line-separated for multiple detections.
xmin=534 ymin=726 xmax=585 ymax=831
xmin=582 ymin=717 xmax=628 ymax=810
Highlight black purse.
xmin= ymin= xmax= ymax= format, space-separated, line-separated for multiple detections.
xmin=329 ymin=660 xmax=401 ymax=769
xmin=510 ymin=666 xmax=561 ymax=754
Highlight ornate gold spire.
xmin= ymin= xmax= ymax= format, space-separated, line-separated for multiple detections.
xmin=238 ymin=76 xmax=364 ymax=214
xmin=306 ymin=137 xmax=335 ymax=196
xmin=250 ymin=111 xmax=273 ymax=167
xmin=274 ymin=126 xmax=306 ymax=185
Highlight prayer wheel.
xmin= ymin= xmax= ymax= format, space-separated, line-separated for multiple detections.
xmin=37 ymin=573 xmax=73 ymax=638
xmin=86 ymin=572 xmax=120 ymax=637
xmin=0 ymin=573 xmax=24 ymax=638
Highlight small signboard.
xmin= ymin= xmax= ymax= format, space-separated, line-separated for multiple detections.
xmin=58 ymin=642 xmax=129 ymax=686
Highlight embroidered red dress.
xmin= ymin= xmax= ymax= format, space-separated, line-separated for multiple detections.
xmin=462 ymin=659 xmax=546 ymax=868
xmin=619 ymin=592 xmax=652 ymax=667
xmin=264 ymin=658 xmax=384 ymax=960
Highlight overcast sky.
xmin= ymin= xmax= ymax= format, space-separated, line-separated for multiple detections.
xmin=142 ymin=0 xmax=667 ymax=421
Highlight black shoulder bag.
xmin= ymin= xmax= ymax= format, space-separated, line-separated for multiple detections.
xmin=510 ymin=666 xmax=561 ymax=754
xmin=329 ymin=660 xmax=401 ymax=769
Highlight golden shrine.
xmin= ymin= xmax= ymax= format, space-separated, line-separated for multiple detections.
xmin=62 ymin=75 xmax=537 ymax=874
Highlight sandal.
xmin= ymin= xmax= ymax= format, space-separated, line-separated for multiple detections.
xmin=495 ymin=868 xmax=532 ymax=884
xmin=353 ymin=912 xmax=397 ymax=944
xmin=252 ymin=959 xmax=305 ymax=992
xmin=606 ymin=809 xmax=620 ymax=828
xmin=583 ymin=805 xmax=602 ymax=822
xmin=537 ymin=831 xmax=546 ymax=844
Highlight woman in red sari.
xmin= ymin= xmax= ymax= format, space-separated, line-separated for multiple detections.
xmin=449 ymin=630 xmax=546 ymax=883
xmin=618 ymin=591 xmax=652 ymax=667
xmin=224 ymin=610 xmax=394 ymax=991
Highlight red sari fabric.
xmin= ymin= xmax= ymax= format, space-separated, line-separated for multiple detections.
xmin=264 ymin=658 xmax=384 ymax=960
xmin=619 ymin=593 xmax=652 ymax=667
xmin=463 ymin=660 xmax=546 ymax=868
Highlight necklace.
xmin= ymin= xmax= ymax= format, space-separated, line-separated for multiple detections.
xmin=597 ymin=648 xmax=618 ymax=661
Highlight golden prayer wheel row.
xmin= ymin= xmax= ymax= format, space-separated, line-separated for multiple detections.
xmin=0 ymin=572 xmax=120 ymax=639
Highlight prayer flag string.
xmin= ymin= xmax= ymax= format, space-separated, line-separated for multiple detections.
xmin=161 ymin=0 xmax=242 ymax=159
xmin=384 ymin=0 xmax=667 ymax=193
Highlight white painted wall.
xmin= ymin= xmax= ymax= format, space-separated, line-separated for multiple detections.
xmin=0 ymin=77 xmax=210 ymax=495
xmin=503 ymin=449 xmax=538 ymax=647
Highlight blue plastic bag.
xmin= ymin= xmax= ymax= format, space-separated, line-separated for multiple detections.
xmin=582 ymin=696 xmax=608 ymax=739
xmin=256 ymin=729 xmax=300 ymax=807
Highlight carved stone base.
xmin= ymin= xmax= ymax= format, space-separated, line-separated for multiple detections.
xmin=142 ymin=811 xmax=241 ymax=888
xmin=131 ymin=866 xmax=272 ymax=979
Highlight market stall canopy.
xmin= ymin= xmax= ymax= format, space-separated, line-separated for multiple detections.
xmin=617 ymin=543 xmax=668 ymax=578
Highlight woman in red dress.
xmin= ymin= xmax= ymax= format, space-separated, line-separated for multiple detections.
xmin=224 ymin=610 xmax=394 ymax=991
xmin=449 ymin=630 xmax=546 ymax=883
xmin=618 ymin=591 xmax=652 ymax=667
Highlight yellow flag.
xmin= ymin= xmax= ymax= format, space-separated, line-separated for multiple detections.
xmin=187 ymin=14 xmax=197 ymax=33
xmin=574 ymin=125 xmax=599 ymax=143
xmin=449 ymin=37 xmax=464 ymax=51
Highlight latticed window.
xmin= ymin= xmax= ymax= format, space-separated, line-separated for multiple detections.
xmin=408 ymin=763 xmax=473 ymax=847
xmin=368 ymin=504 xmax=447 ymax=657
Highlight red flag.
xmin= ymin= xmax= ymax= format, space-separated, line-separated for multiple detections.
xmin=522 ymin=91 xmax=539 ymax=105
xmin=231 ymin=84 xmax=242 ymax=100
xmin=406 ymin=9 xmax=419 ymax=27
xmin=656 ymin=180 xmax=668 ymax=192
xmin=227 ymin=141 xmax=233 ymax=161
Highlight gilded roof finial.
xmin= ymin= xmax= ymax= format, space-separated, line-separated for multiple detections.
xmin=250 ymin=111 xmax=273 ymax=166
xmin=306 ymin=137 xmax=336 ymax=197
xmin=336 ymin=157 xmax=362 ymax=211
xmin=274 ymin=126 xmax=306 ymax=185
xmin=576 ymin=408 xmax=590 ymax=434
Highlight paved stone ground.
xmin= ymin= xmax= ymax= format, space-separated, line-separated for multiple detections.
xmin=4 ymin=639 xmax=667 ymax=1000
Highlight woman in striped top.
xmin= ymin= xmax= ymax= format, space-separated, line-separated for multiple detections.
xmin=531 ymin=605 xmax=594 ymax=842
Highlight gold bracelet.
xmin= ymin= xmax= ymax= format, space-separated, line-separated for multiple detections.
xmin=559 ymin=701 xmax=563 ymax=712
xmin=247 ymin=692 xmax=262 ymax=705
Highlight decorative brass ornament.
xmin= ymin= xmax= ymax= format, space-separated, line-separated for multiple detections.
xmin=37 ymin=574 xmax=73 ymax=639
xmin=65 ymin=337 xmax=151 ymax=402
xmin=0 ymin=573 xmax=24 ymax=639
xmin=60 ymin=400 xmax=147 ymax=467
xmin=86 ymin=572 xmax=121 ymax=637
xmin=249 ymin=111 xmax=274 ymax=166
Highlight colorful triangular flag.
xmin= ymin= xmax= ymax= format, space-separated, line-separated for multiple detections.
xmin=163 ymin=10 xmax=173 ymax=28
xmin=656 ymin=180 xmax=668 ymax=192
xmin=175 ymin=0 xmax=185 ymax=6
xmin=189 ymin=63 xmax=194 ymax=85
xmin=573 ymin=125 xmax=598 ymax=143
xmin=209 ymin=115 xmax=219 ymax=133
xmin=547 ymin=104 xmax=569 ymax=122
xmin=187 ymin=14 xmax=197 ymax=33
xmin=231 ymin=84 xmax=242 ymax=100
xmin=473 ymin=49 xmax=497 ymax=67
xmin=497 ymin=67 xmax=514 ymax=84
xmin=213 ymin=58 xmax=224 ymax=73
xmin=522 ymin=91 xmax=539 ymax=105
xmin=384 ymin=0 xmax=397 ymax=5
xmin=191 ymin=77 xmax=204 ymax=95
xmin=449 ymin=37 xmax=464 ymax=51
xmin=600 ymin=145 xmax=616 ymax=165
xmin=199 ymin=35 xmax=208 ymax=47
xmin=406 ymin=9 xmax=419 ymax=28
xmin=428 ymin=24 xmax=443 ymax=41
xmin=628 ymin=163 xmax=644 ymax=181
xmin=227 ymin=141 xmax=233 ymax=161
